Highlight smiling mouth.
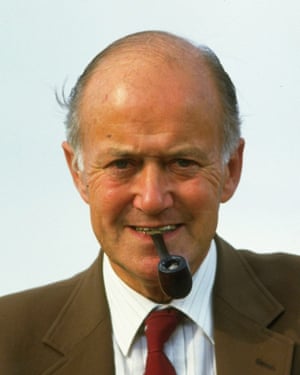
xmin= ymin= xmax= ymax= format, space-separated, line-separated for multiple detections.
xmin=133 ymin=224 xmax=179 ymax=235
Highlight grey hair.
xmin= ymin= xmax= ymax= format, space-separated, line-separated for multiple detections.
xmin=198 ymin=45 xmax=241 ymax=162
xmin=59 ymin=31 xmax=241 ymax=168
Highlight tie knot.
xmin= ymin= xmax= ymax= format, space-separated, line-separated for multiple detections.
xmin=145 ymin=308 xmax=182 ymax=352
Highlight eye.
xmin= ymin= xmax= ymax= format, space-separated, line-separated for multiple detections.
xmin=105 ymin=158 xmax=139 ymax=179
xmin=169 ymin=158 xmax=200 ymax=177
xmin=112 ymin=159 xmax=132 ymax=169
xmin=175 ymin=159 xmax=196 ymax=167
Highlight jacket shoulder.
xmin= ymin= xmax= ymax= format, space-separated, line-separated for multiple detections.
xmin=216 ymin=236 xmax=300 ymax=296
xmin=0 ymin=270 xmax=84 ymax=331
xmin=0 ymin=270 xmax=85 ymax=367
xmin=238 ymin=249 xmax=300 ymax=294
xmin=238 ymin=249 xmax=300 ymax=339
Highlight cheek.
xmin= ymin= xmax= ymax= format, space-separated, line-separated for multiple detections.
xmin=87 ymin=178 xmax=131 ymax=225
xmin=178 ymin=177 xmax=222 ymax=209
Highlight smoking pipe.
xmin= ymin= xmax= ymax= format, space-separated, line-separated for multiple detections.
xmin=150 ymin=233 xmax=192 ymax=299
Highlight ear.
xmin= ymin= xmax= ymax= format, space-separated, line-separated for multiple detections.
xmin=62 ymin=141 xmax=89 ymax=203
xmin=221 ymin=138 xmax=245 ymax=203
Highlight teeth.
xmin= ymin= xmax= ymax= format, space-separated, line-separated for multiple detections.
xmin=135 ymin=225 xmax=177 ymax=235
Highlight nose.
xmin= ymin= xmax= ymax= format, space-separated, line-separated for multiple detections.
xmin=132 ymin=163 xmax=174 ymax=215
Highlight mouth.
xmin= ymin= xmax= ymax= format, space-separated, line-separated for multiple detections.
xmin=133 ymin=224 xmax=180 ymax=235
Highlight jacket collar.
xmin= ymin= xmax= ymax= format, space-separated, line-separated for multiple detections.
xmin=41 ymin=254 xmax=115 ymax=374
xmin=213 ymin=236 xmax=294 ymax=375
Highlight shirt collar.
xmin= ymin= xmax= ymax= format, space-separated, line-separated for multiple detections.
xmin=103 ymin=240 xmax=217 ymax=356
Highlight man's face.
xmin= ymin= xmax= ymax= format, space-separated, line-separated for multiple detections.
xmin=64 ymin=57 xmax=243 ymax=301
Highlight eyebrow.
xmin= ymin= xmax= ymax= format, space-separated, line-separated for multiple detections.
xmin=105 ymin=146 xmax=210 ymax=161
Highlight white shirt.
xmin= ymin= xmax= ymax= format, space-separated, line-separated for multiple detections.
xmin=103 ymin=241 xmax=217 ymax=375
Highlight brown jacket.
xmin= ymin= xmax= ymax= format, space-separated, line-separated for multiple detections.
xmin=1 ymin=236 xmax=300 ymax=374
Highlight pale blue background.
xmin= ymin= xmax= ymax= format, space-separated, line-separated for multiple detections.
xmin=1 ymin=0 xmax=299 ymax=296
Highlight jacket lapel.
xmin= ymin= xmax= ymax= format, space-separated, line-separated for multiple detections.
xmin=213 ymin=237 xmax=294 ymax=375
xmin=41 ymin=254 xmax=115 ymax=375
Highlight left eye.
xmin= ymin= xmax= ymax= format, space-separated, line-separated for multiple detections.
xmin=174 ymin=159 xmax=195 ymax=167
xmin=168 ymin=158 xmax=200 ymax=177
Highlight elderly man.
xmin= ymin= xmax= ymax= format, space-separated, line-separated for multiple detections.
xmin=1 ymin=31 xmax=299 ymax=375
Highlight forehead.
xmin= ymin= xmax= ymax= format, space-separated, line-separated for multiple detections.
xmin=79 ymin=50 xmax=222 ymax=123
xmin=76 ymin=50 xmax=224 ymax=162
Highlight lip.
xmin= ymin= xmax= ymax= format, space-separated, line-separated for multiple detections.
xmin=134 ymin=224 xmax=179 ymax=235
xmin=127 ymin=224 xmax=183 ymax=240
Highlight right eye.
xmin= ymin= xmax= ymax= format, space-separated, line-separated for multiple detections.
xmin=104 ymin=158 xmax=140 ymax=180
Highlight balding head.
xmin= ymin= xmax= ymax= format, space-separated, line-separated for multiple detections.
xmin=62 ymin=31 xmax=241 ymax=168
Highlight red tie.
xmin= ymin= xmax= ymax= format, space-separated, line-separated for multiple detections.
xmin=144 ymin=308 xmax=182 ymax=375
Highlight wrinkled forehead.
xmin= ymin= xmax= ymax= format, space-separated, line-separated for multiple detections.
xmin=79 ymin=45 xmax=220 ymax=113
xmin=76 ymin=55 xmax=224 ymax=162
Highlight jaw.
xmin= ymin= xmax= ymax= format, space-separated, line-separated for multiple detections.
xmin=109 ymin=256 xmax=172 ymax=303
